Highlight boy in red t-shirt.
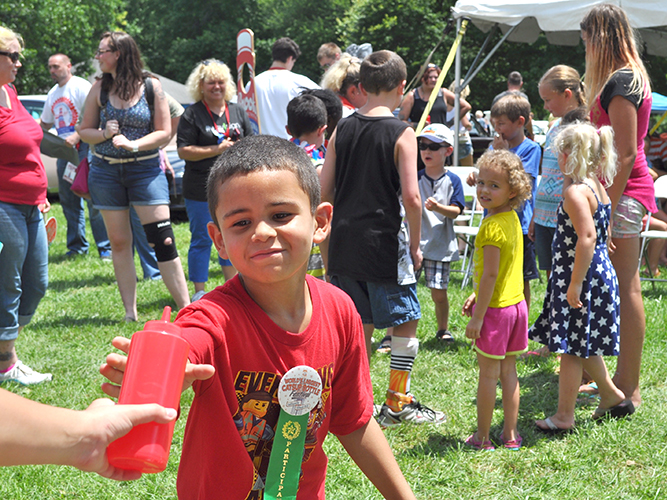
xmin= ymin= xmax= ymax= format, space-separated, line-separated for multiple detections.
xmin=101 ymin=135 xmax=416 ymax=500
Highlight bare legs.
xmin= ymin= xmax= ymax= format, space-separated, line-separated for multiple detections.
xmin=193 ymin=265 xmax=237 ymax=294
xmin=101 ymin=210 xmax=138 ymax=320
xmin=536 ymin=353 xmax=626 ymax=430
xmin=610 ymin=237 xmax=644 ymax=408
xmin=0 ymin=338 xmax=18 ymax=371
xmin=475 ymin=354 xmax=520 ymax=443
xmin=430 ymin=288 xmax=450 ymax=331
xmin=101 ymin=205 xmax=190 ymax=320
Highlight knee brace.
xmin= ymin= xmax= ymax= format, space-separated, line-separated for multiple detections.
xmin=143 ymin=219 xmax=179 ymax=262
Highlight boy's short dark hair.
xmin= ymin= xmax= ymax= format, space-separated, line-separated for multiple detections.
xmin=207 ymin=135 xmax=321 ymax=226
xmin=507 ymin=71 xmax=523 ymax=87
xmin=287 ymin=94 xmax=327 ymax=138
xmin=490 ymin=93 xmax=531 ymax=123
xmin=359 ymin=50 xmax=406 ymax=95
xmin=272 ymin=37 xmax=301 ymax=63
xmin=299 ymin=88 xmax=343 ymax=137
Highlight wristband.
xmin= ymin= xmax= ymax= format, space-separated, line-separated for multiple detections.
xmin=131 ymin=142 xmax=139 ymax=153
xmin=102 ymin=130 xmax=108 ymax=140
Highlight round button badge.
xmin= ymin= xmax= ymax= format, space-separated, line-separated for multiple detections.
xmin=278 ymin=366 xmax=323 ymax=416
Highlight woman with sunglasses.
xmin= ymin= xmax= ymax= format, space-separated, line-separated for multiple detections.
xmin=177 ymin=59 xmax=252 ymax=300
xmin=79 ymin=31 xmax=190 ymax=321
xmin=0 ymin=26 xmax=52 ymax=384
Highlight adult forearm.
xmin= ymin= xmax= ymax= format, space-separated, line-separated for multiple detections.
xmin=79 ymin=127 xmax=108 ymax=146
xmin=609 ymin=153 xmax=636 ymax=211
xmin=178 ymin=144 xmax=222 ymax=162
xmin=135 ymin=130 xmax=171 ymax=151
xmin=0 ymin=390 xmax=78 ymax=467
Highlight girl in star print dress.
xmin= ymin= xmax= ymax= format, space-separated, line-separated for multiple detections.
xmin=531 ymin=122 xmax=634 ymax=432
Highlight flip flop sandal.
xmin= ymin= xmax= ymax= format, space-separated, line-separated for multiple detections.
xmin=592 ymin=399 xmax=635 ymax=421
xmin=579 ymin=382 xmax=599 ymax=395
xmin=499 ymin=431 xmax=523 ymax=450
xmin=376 ymin=335 xmax=391 ymax=354
xmin=535 ymin=417 xmax=574 ymax=435
xmin=435 ymin=330 xmax=454 ymax=342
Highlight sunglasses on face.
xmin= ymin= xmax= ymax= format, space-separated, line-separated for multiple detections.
xmin=95 ymin=48 xmax=114 ymax=56
xmin=418 ymin=142 xmax=449 ymax=151
xmin=0 ymin=51 xmax=21 ymax=63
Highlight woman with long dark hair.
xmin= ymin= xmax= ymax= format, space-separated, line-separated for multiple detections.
xmin=80 ymin=31 xmax=189 ymax=321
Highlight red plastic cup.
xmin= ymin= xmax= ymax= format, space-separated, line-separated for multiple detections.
xmin=107 ymin=307 xmax=189 ymax=473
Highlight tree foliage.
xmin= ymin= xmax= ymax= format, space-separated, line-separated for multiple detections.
xmin=127 ymin=0 xmax=585 ymax=116
xmin=6 ymin=0 xmax=665 ymax=107
xmin=1 ymin=0 xmax=124 ymax=93
xmin=123 ymin=0 xmax=258 ymax=84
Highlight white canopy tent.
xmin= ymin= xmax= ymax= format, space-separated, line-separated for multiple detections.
xmin=447 ymin=0 xmax=667 ymax=163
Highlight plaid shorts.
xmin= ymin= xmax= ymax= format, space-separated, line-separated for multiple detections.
xmin=421 ymin=259 xmax=451 ymax=290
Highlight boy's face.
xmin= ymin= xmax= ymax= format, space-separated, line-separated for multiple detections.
xmin=419 ymin=138 xmax=452 ymax=169
xmin=476 ymin=165 xmax=516 ymax=215
xmin=492 ymin=114 xmax=524 ymax=143
xmin=208 ymin=169 xmax=331 ymax=289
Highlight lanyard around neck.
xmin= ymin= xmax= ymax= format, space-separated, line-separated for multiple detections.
xmin=203 ymin=100 xmax=230 ymax=136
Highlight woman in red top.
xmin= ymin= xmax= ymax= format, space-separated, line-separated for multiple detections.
xmin=0 ymin=26 xmax=52 ymax=385
xmin=581 ymin=4 xmax=656 ymax=408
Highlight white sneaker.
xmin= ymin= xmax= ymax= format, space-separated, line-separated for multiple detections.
xmin=0 ymin=360 xmax=52 ymax=385
xmin=376 ymin=398 xmax=447 ymax=427
xmin=192 ymin=290 xmax=207 ymax=302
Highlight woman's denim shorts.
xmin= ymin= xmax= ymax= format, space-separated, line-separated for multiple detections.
xmin=89 ymin=155 xmax=169 ymax=210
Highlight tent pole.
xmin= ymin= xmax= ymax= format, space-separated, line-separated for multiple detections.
xmin=460 ymin=24 xmax=519 ymax=91
xmin=461 ymin=24 xmax=498 ymax=91
xmin=454 ymin=18 xmax=462 ymax=166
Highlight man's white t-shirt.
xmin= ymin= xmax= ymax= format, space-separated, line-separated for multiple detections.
xmin=41 ymin=75 xmax=91 ymax=138
xmin=254 ymin=69 xmax=319 ymax=139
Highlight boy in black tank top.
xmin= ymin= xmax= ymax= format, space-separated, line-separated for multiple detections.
xmin=320 ymin=50 xmax=446 ymax=427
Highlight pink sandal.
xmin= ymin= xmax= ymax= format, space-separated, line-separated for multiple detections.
xmin=499 ymin=431 xmax=522 ymax=450
xmin=465 ymin=433 xmax=495 ymax=451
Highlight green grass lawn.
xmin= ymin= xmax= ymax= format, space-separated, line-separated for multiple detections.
xmin=1 ymin=202 xmax=666 ymax=499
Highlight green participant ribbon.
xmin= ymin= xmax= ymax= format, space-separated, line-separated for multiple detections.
xmin=264 ymin=366 xmax=322 ymax=500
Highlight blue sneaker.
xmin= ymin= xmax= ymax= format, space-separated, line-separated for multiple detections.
xmin=99 ymin=250 xmax=112 ymax=262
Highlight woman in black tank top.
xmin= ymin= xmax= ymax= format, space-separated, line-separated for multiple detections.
xmin=398 ymin=64 xmax=470 ymax=129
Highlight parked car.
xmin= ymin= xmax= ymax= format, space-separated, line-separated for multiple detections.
xmin=18 ymin=95 xmax=59 ymax=193
xmin=532 ymin=119 xmax=549 ymax=147
xmin=165 ymin=145 xmax=185 ymax=214
xmin=19 ymin=94 xmax=187 ymax=215
xmin=469 ymin=114 xmax=494 ymax=161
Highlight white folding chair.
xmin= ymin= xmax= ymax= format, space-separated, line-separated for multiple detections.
xmin=639 ymin=175 xmax=667 ymax=287
xmin=449 ymin=167 xmax=483 ymax=287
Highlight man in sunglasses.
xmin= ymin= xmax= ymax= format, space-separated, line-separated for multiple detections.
xmin=40 ymin=53 xmax=111 ymax=260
